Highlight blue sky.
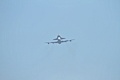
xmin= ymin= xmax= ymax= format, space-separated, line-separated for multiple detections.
xmin=0 ymin=0 xmax=120 ymax=80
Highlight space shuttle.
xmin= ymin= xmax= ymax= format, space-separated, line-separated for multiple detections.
xmin=53 ymin=35 xmax=65 ymax=40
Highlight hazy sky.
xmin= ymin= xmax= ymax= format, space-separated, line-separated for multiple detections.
xmin=0 ymin=0 xmax=120 ymax=80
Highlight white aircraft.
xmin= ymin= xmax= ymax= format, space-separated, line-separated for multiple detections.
xmin=53 ymin=35 xmax=65 ymax=40
xmin=46 ymin=35 xmax=74 ymax=44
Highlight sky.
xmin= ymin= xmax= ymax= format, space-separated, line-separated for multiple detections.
xmin=0 ymin=0 xmax=120 ymax=80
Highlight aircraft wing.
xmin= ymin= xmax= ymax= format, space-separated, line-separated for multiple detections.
xmin=53 ymin=37 xmax=66 ymax=40
xmin=61 ymin=37 xmax=66 ymax=39
xmin=61 ymin=39 xmax=75 ymax=43
xmin=53 ymin=38 xmax=58 ymax=40
xmin=61 ymin=40 xmax=68 ymax=42
xmin=46 ymin=41 xmax=58 ymax=44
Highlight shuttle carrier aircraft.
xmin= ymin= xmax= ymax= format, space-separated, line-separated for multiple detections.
xmin=46 ymin=35 xmax=74 ymax=44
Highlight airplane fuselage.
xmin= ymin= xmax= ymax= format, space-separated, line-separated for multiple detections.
xmin=58 ymin=37 xmax=61 ymax=40
xmin=57 ymin=39 xmax=62 ymax=44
